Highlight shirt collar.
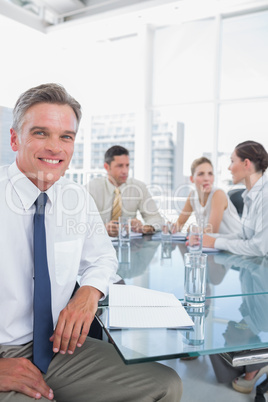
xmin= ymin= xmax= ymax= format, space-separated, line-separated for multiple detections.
xmin=242 ymin=175 xmax=267 ymax=204
xmin=106 ymin=177 xmax=127 ymax=194
xmin=7 ymin=162 xmax=56 ymax=211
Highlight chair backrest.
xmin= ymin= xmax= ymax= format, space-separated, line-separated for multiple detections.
xmin=228 ymin=188 xmax=244 ymax=217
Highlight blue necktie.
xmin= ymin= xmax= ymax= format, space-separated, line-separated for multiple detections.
xmin=33 ymin=193 xmax=54 ymax=373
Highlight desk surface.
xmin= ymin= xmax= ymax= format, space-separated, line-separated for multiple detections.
xmin=97 ymin=292 xmax=268 ymax=364
xmin=112 ymin=236 xmax=268 ymax=301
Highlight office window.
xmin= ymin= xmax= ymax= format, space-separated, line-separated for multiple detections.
xmin=153 ymin=19 xmax=215 ymax=105
xmin=1 ymin=6 xmax=268 ymax=192
xmin=217 ymin=10 xmax=268 ymax=188
xmin=152 ymin=19 xmax=215 ymax=193
xmin=220 ymin=11 xmax=268 ymax=99
xmin=152 ymin=104 xmax=214 ymax=188
xmin=218 ymin=101 xmax=268 ymax=188
xmin=90 ymin=113 xmax=135 ymax=173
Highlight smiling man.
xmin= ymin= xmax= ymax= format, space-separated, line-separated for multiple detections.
xmin=0 ymin=84 xmax=182 ymax=402
xmin=10 ymin=102 xmax=77 ymax=190
xmin=86 ymin=145 xmax=163 ymax=237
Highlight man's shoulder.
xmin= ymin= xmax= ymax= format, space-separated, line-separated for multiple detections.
xmin=85 ymin=176 xmax=107 ymax=192
xmin=0 ymin=165 xmax=10 ymax=183
xmin=88 ymin=176 xmax=106 ymax=185
xmin=127 ymin=177 xmax=147 ymax=188
xmin=0 ymin=164 xmax=9 ymax=174
xmin=54 ymin=176 xmax=95 ymax=210
xmin=59 ymin=175 xmax=83 ymax=187
xmin=56 ymin=176 xmax=88 ymax=197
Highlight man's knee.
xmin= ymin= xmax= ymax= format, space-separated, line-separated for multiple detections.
xmin=150 ymin=363 xmax=182 ymax=401
xmin=163 ymin=366 xmax=183 ymax=401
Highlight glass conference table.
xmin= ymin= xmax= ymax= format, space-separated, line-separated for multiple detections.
xmin=96 ymin=235 xmax=268 ymax=364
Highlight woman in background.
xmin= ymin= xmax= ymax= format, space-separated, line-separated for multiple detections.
xmin=203 ymin=140 xmax=268 ymax=257
xmin=173 ymin=157 xmax=241 ymax=233
xmin=204 ymin=140 xmax=268 ymax=393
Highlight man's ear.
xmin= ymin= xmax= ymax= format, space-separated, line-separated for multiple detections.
xmin=10 ymin=128 xmax=19 ymax=152
xmin=104 ymin=162 xmax=109 ymax=173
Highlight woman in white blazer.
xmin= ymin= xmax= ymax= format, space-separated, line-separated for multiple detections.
xmin=203 ymin=140 xmax=268 ymax=256
xmin=205 ymin=140 xmax=268 ymax=393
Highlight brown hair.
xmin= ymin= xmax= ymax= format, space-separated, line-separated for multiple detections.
xmin=235 ymin=141 xmax=268 ymax=173
xmin=104 ymin=145 xmax=129 ymax=165
xmin=191 ymin=157 xmax=213 ymax=176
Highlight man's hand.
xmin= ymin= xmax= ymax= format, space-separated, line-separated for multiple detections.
xmin=131 ymin=219 xmax=154 ymax=234
xmin=141 ymin=225 xmax=155 ymax=234
xmin=131 ymin=218 xmax=143 ymax=232
xmin=0 ymin=358 xmax=54 ymax=400
xmin=106 ymin=221 xmax=119 ymax=237
xmin=50 ymin=286 xmax=102 ymax=355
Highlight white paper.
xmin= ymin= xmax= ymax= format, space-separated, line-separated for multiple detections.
xmin=109 ymin=285 xmax=194 ymax=329
xmin=109 ymin=284 xmax=182 ymax=307
xmin=202 ymin=247 xmax=221 ymax=253
xmin=110 ymin=232 xmax=143 ymax=241
xmin=172 ymin=231 xmax=187 ymax=240
xmin=152 ymin=232 xmax=186 ymax=241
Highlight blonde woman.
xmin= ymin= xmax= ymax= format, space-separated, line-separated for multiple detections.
xmin=174 ymin=157 xmax=241 ymax=234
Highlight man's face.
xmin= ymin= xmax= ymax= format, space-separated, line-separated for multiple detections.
xmin=10 ymin=103 xmax=77 ymax=191
xmin=104 ymin=155 xmax=129 ymax=186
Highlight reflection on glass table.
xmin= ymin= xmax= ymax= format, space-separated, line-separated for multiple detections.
xmin=107 ymin=237 xmax=268 ymax=305
xmin=97 ymin=293 xmax=268 ymax=364
xmin=184 ymin=305 xmax=205 ymax=346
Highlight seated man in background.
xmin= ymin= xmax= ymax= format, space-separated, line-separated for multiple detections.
xmin=86 ymin=145 xmax=163 ymax=237
xmin=0 ymin=83 xmax=182 ymax=402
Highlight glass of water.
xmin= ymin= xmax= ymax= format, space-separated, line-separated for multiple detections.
xmin=188 ymin=223 xmax=203 ymax=254
xmin=119 ymin=217 xmax=131 ymax=243
xmin=161 ymin=220 xmax=172 ymax=242
xmin=184 ymin=253 xmax=207 ymax=306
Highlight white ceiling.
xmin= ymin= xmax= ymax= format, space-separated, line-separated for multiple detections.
xmin=0 ymin=0 xmax=180 ymax=31
xmin=0 ymin=0 xmax=268 ymax=33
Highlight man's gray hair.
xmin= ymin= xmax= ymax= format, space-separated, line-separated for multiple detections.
xmin=12 ymin=83 xmax=82 ymax=132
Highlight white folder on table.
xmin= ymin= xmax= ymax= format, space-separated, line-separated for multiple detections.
xmin=108 ymin=284 xmax=194 ymax=329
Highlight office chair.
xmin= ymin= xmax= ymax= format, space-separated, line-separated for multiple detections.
xmin=228 ymin=188 xmax=244 ymax=217
xmin=255 ymin=377 xmax=268 ymax=401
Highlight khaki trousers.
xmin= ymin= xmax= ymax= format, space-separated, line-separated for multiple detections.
xmin=0 ymin=337 xmax=182 ymax=401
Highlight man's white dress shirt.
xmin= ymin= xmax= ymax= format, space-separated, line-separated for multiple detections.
xmin=85 ymin=177 xmax=163 ymax=231
xmin=215 ymin=175 xmax=268 ymax=256
xmin=0 ymin=163 xmax=118 ymax=346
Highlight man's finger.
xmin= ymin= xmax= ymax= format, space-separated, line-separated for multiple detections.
xmin=77 ymin=320 xmax=91 ymax=348
xmin=0 ymin=358 xmax=54 ymax=400
xmin=52 ymin=314 xmax=68 ymax=353
xmin=66 ymin=320 xmax=84 ymax=353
